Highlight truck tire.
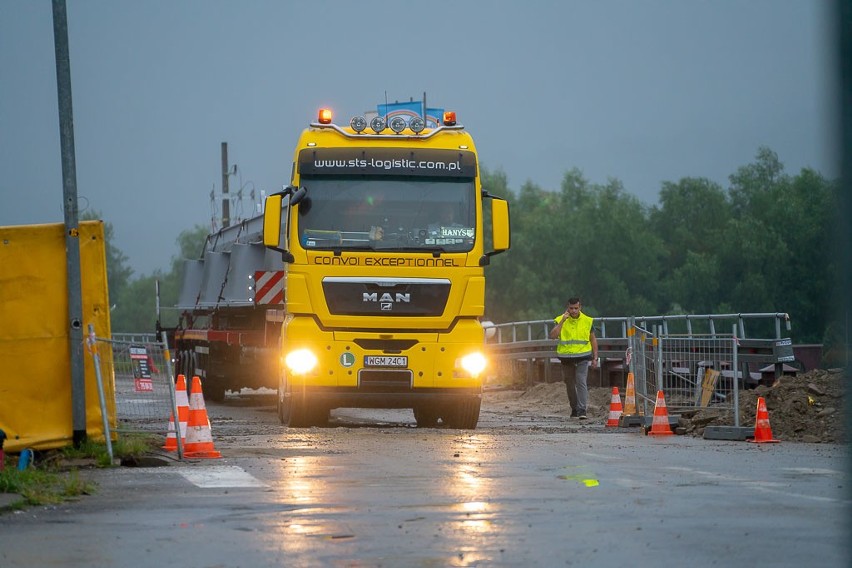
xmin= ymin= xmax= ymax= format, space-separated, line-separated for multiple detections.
xmin=310 ymin=406 xmax=330 ymax=427
xmin=279 ymin=379 xmax=311 ymax=427
xmin=442 ymin=396 xmax=481 ymax=429
xmin=203 ymin=378 xmax=227 ymax=403
xmin=413 ymin=404 xmax=440 ymax=428
xmin=277 ymin=382 xmax=287 ymax=424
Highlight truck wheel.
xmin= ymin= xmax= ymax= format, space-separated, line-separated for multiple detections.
xmin=277 ymin=382 xmax=287 ymax=424
xmin=310 ymin=406 xmax=330 ymax=427
xmin=442 ymin=397 xmax=481 ymax=429
xmin=279 ymin=379 xmax=310 ymax=427
xmin=204 ymin=379 xmax=227 ymax=403
xmin=413 ymin=405 xmax=439 ymax=428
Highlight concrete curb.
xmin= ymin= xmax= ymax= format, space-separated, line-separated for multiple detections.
xmin=0 ymin=492 xmax=24 ymax=511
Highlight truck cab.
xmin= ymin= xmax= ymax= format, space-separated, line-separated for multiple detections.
xmin=263 ymin=106 xmax=510 ymax=428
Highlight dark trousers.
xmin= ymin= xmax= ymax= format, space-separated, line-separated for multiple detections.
xmin=559 ymin=357 xmax=590 ymax=414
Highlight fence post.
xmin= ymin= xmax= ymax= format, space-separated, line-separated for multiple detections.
xmin=87 ymin=324 xmax=113 ymax=463
xmin=161 ymin=331 xmax=183 ymax=460
xmin=732 ymin=324 xmax=740 ymax=428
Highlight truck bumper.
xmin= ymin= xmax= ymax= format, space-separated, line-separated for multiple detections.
xmin=293 ymin=386 xmax=481 ymax=410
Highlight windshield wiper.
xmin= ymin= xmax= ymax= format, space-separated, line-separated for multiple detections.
xmin=389 ymin=246 xmax=447 ymax=256
xmin=326 ymin=244 xmax=449 ymax=256
xmin=329 ymin=245 xmax=377 ymax=255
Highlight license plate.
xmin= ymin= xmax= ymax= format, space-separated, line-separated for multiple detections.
xmin=364 ymin=356 xmax=408 ymax=367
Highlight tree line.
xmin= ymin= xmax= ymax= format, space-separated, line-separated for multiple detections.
xmin=103 ymin=147 xmax=842 ymax=364
xmin=483 ymin=147 xmax=840 ymax=362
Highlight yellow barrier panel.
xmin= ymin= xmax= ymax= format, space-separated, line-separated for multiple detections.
xmin=0 ymin=221 xmax=114 ymax=452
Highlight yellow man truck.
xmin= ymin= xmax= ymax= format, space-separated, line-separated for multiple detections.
xmin=262 ymin=105 xmax=510 ymax=428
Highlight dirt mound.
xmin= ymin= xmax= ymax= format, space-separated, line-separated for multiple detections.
xmin=680 ymin=369 xmax=846 ymax=443
xmin=485 ymin=369 xmax=846 ymax=443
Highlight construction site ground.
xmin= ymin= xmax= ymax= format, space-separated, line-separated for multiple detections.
xmin=486 ymin=369 xmax=846 ymax=443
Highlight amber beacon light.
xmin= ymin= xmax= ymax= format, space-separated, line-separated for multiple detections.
xmin=442 ymin=111 xmax=457 ymax=126
xmin=318 ymin=108 xmax=333 ymax=124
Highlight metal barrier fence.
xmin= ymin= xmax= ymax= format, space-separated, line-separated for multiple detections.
xmin=629 ymin=327 xmax=743 ymax=427
xmin=89 ymin=332 xmax=178 ymax=436
xmin=486 ymin=313 xmax=795 ymax=393
xmin=111 ymin=332 xmax=159 ymax=345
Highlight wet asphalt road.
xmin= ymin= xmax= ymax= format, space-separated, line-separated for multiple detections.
xmin=0 ymin=392 xmax=849 ymax=567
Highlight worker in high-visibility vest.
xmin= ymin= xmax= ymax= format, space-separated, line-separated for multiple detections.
xmin=550 ymin=297 xmax=598 ymax=419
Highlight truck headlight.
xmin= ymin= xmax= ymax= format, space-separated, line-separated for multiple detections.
xmin=285 ymin=348 xmax=318 ymax=375
xmin=459 ymin=352 xmax=487 ymax=377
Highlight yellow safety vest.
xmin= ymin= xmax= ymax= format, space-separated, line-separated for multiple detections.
xmin=554 ymin=312 xmax=593 ymax=357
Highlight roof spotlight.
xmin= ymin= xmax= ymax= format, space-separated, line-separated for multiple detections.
xmin=350 ymin=115 xmax=367 ymax=133
xmin=409 ymin=116 xmax=425 ymax=133
xmin=370 ymin=116 xmax=386 ymax=133
xmin=389 ymin=116 xmax=407 ymax=133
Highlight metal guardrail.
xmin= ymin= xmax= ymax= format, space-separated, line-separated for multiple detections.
xmin=485 ymin=313 xmax=794 ymax=387
xmin=488 ymin=313 xmax=791 ymax=344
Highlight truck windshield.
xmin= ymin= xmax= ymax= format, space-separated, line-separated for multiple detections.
xmin=296 ymin=176 xmax=476 ymax=252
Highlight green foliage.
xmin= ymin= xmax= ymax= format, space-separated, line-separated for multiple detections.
xmin=485 ymin=168 xmax=664 ymax=321
xmin=112 ymin=274 xmax=159 ymax=333
xmin=61 ymin=433 xmax=160 ymax=466
xmin=0 ymin=434 xmax=158 ymax=511
xmin=0 ymin=465 xmax=94 ymax=508
xmin=483 ymin=148 xmax=838 ymax=346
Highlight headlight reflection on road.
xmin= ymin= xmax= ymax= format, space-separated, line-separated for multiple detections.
xmin=458 ymin=500 xmax=492 ymax=534
xmin=451 ymin=436 xmax=490 ymax=495
xmin=456 ymin=465 xmax=483 ymax=490
xmin=279 ymin=456 xmax=319 ymax=504
xmin=449 ymin=436 xmax=497 ymax=546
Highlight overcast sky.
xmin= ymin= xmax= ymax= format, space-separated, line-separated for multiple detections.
xmin=0 ymin=1 xmax=836 ymax=275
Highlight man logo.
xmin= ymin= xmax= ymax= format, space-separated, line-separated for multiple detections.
xmin=361 ymin=292 xmax=411 ymax=304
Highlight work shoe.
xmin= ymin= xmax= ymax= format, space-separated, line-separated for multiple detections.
xmin=570 ymin=410 xmax=578 ymax=418
xmin=578 ymin=413 xmax=588 ymax=420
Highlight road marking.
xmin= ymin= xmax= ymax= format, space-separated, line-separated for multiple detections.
xmin=175 ymin=465 xmax=268 ymax=488
xmin=782 ymin=467 xmax=844 ymax=476
xmin=665 ymin=465 xmax=850 ymax=504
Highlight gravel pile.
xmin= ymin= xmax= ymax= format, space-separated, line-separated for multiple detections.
xmin=485 ymin=369 xmax=846 ymax=443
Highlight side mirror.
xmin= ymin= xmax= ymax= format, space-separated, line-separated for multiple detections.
xmin=263 ymin=194 xmax=283 ymax=249
xmin=480 ymin=197 xmax=510 ymax=266
xmin=491 ymin=199 xmax=510 ymax=251
xmin=263 ymin=193 xmax=294 ymax=262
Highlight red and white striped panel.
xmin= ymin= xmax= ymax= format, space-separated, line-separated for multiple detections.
xmin=254 ymin=271 xmax=285 ymax=305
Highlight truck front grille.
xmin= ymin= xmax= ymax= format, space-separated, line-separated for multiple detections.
xmin=358 ymin=369 xmax=413 ymax=391
xmin=323 ymin=277 xmax=450 ymax=316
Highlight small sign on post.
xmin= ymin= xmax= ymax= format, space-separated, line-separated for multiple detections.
xmin=130 ymin=345 xmax=155 ymax=392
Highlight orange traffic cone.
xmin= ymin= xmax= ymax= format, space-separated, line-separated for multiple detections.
xmin=163 ymin=374 xmax=190 ymax=451
xmin=606 ymin=387 xmax=623 ymax=427
xmin=749 ymin=396 xmax=780 ymax=443
xmin=184 ymin=376 xmax=222 ymax=458
xmin=623 ymin=373 xmax=637 ymax=415
xmin=619 ymin=372 xmax=644 ymax=427
xmin=647 ymin=390 xmax=674 ymax=436
xmin=623 ymin=372 xmax=644 ymax=416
